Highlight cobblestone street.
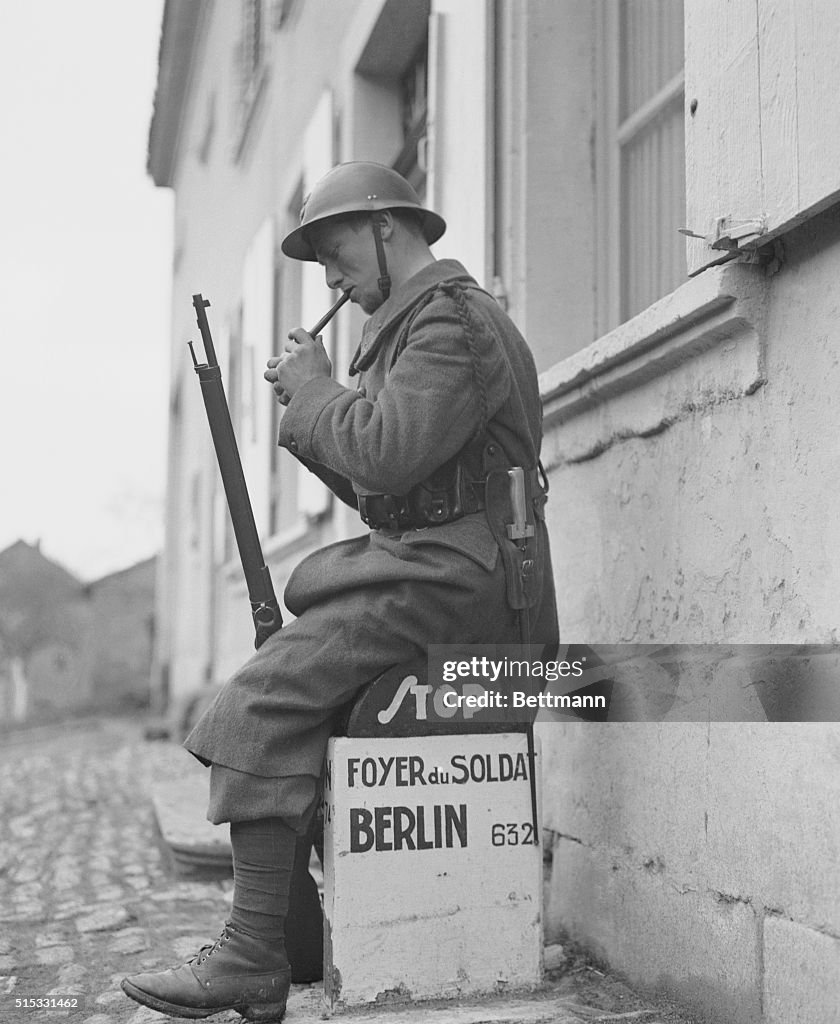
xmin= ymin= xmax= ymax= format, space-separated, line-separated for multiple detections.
xmin=0 ymin=719 xmax=242 ymax=1024
xmin=0 ymin=718 xmax=696 ymax=1024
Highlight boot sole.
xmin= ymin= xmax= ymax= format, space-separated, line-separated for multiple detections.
xmin=120 ymin=977 xmax=287 ymax=1022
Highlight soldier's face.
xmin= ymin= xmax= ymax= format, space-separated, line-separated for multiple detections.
xmin=310 ymin=218 xmax=383 ymax=315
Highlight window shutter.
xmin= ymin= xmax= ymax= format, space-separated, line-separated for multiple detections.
xmin=298 ymin=90 xmax=335 ymax=520
xmin=211 ymin=321 xmax=231 ymax=565
xmin=241 ymin=217 xmax=275 ymax=532
xmin=686 ymin=0 xmax=840 ymax=275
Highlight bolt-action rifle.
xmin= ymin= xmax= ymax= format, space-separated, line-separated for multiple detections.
xmin=188 ymin=291 xmax=350 ymax=648
xmin=189 ymin=294 xmax=283 ymax=648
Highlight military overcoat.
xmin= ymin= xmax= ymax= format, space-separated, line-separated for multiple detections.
xmin=184 ymin=259 xmax=558 ymax=802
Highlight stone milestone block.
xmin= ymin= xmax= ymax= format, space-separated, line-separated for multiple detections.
xmin=323 ymin=733 xmax=542 ymax=1008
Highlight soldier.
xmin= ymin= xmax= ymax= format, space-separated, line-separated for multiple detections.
xmin=122 ymin=162 xmax=558 ymax=1021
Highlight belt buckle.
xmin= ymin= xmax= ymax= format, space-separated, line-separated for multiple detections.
xmin=380 ymin=493 xmax=406 ymax=527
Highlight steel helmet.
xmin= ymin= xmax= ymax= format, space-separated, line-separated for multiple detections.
xmin=281 ymin=161 xmax=447 ymax=262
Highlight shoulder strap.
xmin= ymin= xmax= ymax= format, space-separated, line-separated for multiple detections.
xmin=388 ymin=290 xmax=437 ymax=370
xmin=436 ymin=281 xmax=490 ymax=441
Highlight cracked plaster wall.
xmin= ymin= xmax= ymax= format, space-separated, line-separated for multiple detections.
xmin=540 ymin=206 xmax=840 ymax=1022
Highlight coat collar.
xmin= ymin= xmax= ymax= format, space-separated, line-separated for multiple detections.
xmin=360 ymin=259 xmax=477 ymax=345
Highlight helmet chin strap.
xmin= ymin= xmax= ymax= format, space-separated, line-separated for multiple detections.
xmin=371 ymin=214 xmax=392 ymax=301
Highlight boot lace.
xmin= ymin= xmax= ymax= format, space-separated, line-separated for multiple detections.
xmin=190 ymin=925 xmax=233 ymax=966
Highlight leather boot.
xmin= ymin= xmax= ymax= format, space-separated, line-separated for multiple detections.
xmin=120 ymin=922 xmax=290 ymax=1021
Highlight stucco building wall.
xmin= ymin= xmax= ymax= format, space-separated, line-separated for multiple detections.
xmin=540 ymin=207 xmax=840 ymax=1023
xmin=546 ymin=211 xmax=840 ymax=645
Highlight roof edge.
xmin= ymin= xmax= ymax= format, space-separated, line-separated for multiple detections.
xmin=146 ymin=0 xmax=207 ymax=188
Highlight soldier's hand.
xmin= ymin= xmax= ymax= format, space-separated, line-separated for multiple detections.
xmin=265 ymin=328 xmax=332 ymax=405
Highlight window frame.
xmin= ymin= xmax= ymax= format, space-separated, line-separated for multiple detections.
xmin=595 ymin=0 xmax=687 ymax=335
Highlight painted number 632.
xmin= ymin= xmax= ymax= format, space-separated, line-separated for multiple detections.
xmin=491 ymin=822 xmax=536 ymax=846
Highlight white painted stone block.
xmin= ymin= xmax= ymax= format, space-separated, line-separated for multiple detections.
xmin=764 ymin=916 xmax=840 ymax=1024
xmin=323 ymin=734 xmax=542 ymax=1008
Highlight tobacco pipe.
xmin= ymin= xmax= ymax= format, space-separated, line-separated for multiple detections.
xmin=307 ymin=290 xmax=351 ymax=336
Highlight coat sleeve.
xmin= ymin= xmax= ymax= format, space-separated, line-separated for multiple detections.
xmin=277 ymin=292 xmax=511 ymax=495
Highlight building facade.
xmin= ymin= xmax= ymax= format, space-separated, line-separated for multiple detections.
xmin=148 ymin=3 xmax=840 ymax=1020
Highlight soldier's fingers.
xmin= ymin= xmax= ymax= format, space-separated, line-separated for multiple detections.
xmin=286 ymin=327 xmax=312 ymax=348
xmin=264 ymin=357 xmax=288 ymax=382
xmin=284 ymin=335 xmax=312 ymax=354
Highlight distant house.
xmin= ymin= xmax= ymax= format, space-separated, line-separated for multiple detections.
xmin=0 ymin=540 xmax=156 ymax=725
xmin=0 ymin=540 xmax=94 ymax=722
xmin=85 ymin=556 xmax=157 ymax=712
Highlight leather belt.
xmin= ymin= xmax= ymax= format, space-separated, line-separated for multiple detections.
xmin=358 ymin=484 xmax=487 ymax=531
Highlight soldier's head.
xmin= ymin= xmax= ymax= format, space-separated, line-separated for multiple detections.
xmin=281 ymin=162 xmax=446 ymax=314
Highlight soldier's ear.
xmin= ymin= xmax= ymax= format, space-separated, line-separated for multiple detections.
xmin=375 ymin=210 xmax=395 ymax=242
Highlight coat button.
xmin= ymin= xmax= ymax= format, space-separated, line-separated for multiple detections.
xmin=289 ymin=439 xmax=298 ymax=452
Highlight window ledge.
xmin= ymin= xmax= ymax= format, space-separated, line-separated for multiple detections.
xmin=538 ymin=263 xmax=770 ymax=464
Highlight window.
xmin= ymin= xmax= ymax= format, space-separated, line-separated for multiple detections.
xmin=685 ymin=0 xmax=840 ymax=274
xmin=234 ymin=0 xmax=269 ymax=159
xmin=393 ymin=41 xmax=428 ymax=193
xmin=240 ymin=219 xmax=275 ymax=532
xmin=189 ymin=472 xmax=202 ymax=551
xmin=241 ymin=0 xmax=264 ymax=96
xmin=355 ymin=0 xmax=431 ymax=192
xmin=597 ymin=0 xmax=686 ymax=331
xmin=297 ymin=94 xmax=336 ymax=522
xmin=269 ymin=189 xmax=303 ymax=536
xmin=224 ymin=308 xmax=243 ymax=562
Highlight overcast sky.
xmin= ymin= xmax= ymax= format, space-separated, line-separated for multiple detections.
xmin=0 ymin=1 xmax=172 ymax=581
